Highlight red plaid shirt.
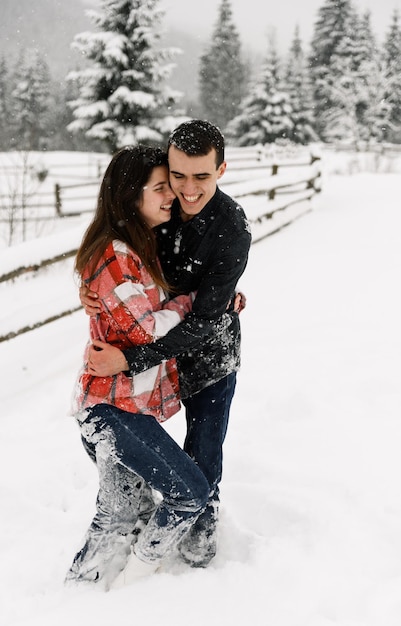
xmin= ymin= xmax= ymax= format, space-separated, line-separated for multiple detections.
xmin=73 ymin=240 xmax=192 ymax=422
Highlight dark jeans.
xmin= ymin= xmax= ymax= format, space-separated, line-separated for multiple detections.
xmin=79 ymin=404 xmax=210 ymax=562
xmin=181 ymin=372 xmax=237 ymax=528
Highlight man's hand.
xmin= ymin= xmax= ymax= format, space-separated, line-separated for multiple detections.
xmin=87 ymin=340 xmax=129 ymax=376
xmin=80 ymin=285 xmax=102 ymax=316
xmin=234 ymin=291 xmax=247 ymax=314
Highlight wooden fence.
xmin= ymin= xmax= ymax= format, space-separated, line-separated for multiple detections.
xmin=0 ymin=148 xmax=322 ymax=342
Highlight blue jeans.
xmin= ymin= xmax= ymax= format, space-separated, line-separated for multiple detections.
xmin=78 ymin=404 xmax=209 ymax=562
xmin=181 ymin=372 xmax=237 ymax=544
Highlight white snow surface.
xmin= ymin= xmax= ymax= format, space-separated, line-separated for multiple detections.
xmin=1 ymin=165 xmax=401 ymax=625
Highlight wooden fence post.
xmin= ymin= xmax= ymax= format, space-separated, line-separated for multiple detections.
xmin=54 ymin=183 xmax=62 ymax=216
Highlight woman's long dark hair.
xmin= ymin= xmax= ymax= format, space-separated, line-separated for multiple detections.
xmin=75 ymin=145 xmax=170 ymax=290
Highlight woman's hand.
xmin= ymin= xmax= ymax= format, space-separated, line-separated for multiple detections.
xmin=80 ymin=285 xmax=102 ymax=316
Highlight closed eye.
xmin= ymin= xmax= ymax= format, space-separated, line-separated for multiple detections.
xmin=153 ymin=183 xmax=170 ymax=192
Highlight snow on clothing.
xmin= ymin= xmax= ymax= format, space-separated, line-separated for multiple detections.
xmin=122 ymin=187 xmax=252 ymax=398
xmin=117 ymin=188 xmax=251 ymax=567
xmin=67 ymin=239 xmax=208 ymax=585
xmin=67 ymin=404 xmax=209 ymax=585
xmin=74 ymin=239 xmax=193 ymax=422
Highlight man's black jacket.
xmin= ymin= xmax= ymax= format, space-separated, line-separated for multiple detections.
xmin=123 ymin=187 xmax=252 ymax=398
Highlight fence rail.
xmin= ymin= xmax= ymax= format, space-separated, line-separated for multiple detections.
xmin=0 ymin=149 xmax=322 ymax=342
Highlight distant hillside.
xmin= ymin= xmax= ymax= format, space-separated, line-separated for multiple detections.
xmin=0 ymin=0 xmax=204 ymax=102
xmin=0 ymin=0 xmax=93 ymax=78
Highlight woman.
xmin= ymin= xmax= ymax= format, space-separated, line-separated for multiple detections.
xmin=66 ymin=146 xmax=209 ymax=590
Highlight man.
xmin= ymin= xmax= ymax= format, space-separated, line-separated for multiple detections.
xmin=81 ymin=120 xmax=252 ymax=567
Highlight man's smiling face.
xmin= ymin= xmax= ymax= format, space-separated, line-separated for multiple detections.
xmin=168 ymin=144 xmax=226 ymax=221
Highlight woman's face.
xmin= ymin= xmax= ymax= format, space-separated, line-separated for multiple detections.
xmin=138 ymin=165 xmax=176 ymax=228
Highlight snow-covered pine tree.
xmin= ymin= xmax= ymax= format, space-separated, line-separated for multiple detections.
xmin=352 ymin=11 xmax=390 ymax=142
xmin=284 ymin=26 xmax=318 ymax=144
xmin=353 ymin=10 xmax=377 ymax=69
xmin=226 ymin=35 xmax=293 ymax=146
xmin=198 ymin=0 xmax=247 ymax=131
xmin=382 ymin=10 xmax=401 ymax=141
xmin=319 ymin=39 xmax=362 ymax=141
xmin=11 ymin=51 xmax=51 ymax=150
xmin=47 ymin=81 xmax=87 ymax=151
xmin=309 ymin=0 xmax=357 ymax=140
xmin=0 ymin=58 xmax=11 ymax=150
xmin=67 ymin=0 xmax=181 ymax=153
xmin=320 ymin=8 xmax=391 ymax=143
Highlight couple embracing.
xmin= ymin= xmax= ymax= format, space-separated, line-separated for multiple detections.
xmin=66 ymin=120 xmax=251 ymax=589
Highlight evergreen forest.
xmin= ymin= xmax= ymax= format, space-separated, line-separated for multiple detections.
xmin=0 ymin=0 xmax=400 ymax=153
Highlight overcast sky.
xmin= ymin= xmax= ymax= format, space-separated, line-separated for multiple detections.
xmin=161 ymin=0 xmax=401 ymax=53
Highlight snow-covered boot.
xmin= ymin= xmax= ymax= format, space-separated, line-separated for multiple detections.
xmin=65 ymin=522 xmax=134 ymax=589
xmin=111 ymin=546 xmax=160 ymax=589
xmin=178 ymin=500 xmax=218 ymax=568
xmin=65 ymin=456 xmax=154 ymax=589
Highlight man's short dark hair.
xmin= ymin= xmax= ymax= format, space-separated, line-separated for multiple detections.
xmin=168 ymin=119 xmax=225 ymax=167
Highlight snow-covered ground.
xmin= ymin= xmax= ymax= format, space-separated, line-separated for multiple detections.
xmin=1 ymin=162 xmax=401 ymax=625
